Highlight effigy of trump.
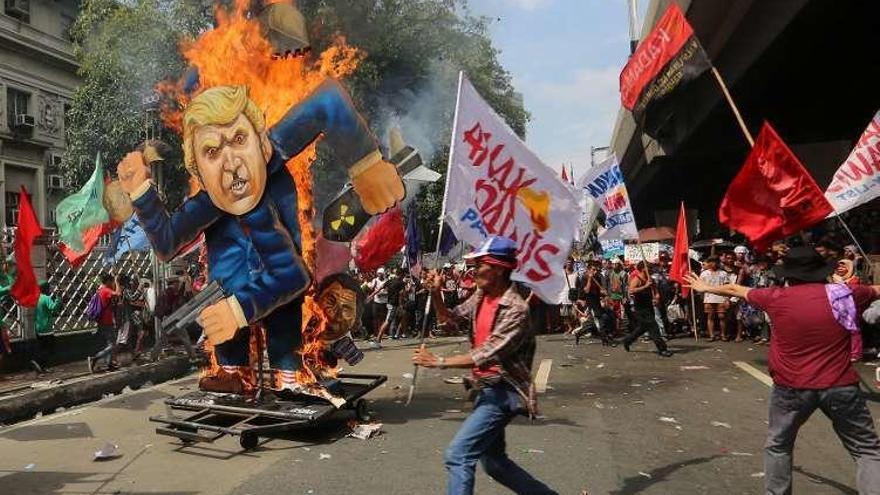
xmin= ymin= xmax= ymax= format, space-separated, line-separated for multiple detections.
xmin=117 ymin=80 xmax=404 ymax=394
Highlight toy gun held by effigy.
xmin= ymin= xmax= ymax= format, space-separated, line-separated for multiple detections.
xmin=321 ymin=145 xmax=425 ymax=243
xmin=161 ymin=280 xmax=225 ymax=335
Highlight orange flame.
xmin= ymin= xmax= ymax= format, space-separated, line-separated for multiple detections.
xmin=162 ymin=0 xmax=362 ymax=386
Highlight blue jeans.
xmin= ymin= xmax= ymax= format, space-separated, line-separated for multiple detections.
xmin=445 ymin=383 xmax=557 ymax=495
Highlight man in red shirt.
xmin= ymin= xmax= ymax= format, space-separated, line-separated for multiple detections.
xmin=687 ymin=246 xmax=880 ymax=495
xmin=87 ymin=273 xmax=120 ymax=373
xmin=412 ymin=236 xmax=556 ymax=495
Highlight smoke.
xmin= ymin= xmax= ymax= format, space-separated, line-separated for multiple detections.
xmin=373 ymin=60 xmax=459 ymax=207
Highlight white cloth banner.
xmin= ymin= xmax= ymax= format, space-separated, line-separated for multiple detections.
xmin=825 ymin=110 xmax=880 ymax=214
xmin=576 ymin=154 xmax=640 ymax=241
xmin=444 ymin=74 xmax=580 ymax=303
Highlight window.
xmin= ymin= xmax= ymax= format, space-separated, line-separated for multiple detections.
xmin=6 ymin=87 xmax=31 ymax=129
xmin=3 ymin=0 xmax=30 ymax=23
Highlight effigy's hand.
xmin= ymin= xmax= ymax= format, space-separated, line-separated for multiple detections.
xmin=350 ymin=158 xmax=405 ymax=215
xmin=117 ymin=152 xmax=152 ymax=196
xmin=200 ymin=299 xmax=240 ymax=345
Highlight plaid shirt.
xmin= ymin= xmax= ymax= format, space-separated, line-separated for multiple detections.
xmin=442 ymin=285 xmax=538 ymax=417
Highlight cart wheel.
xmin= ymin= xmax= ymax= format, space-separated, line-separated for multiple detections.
xmin=355 ymin=399 xmax=372 ymax=422
xmin=240 ymin=433 xmax=259 ymax=451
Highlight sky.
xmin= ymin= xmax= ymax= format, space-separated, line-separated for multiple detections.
xmin=467 ymin=0 xmax=649 ymax=180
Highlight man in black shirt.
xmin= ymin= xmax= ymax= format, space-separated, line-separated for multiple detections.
xmin=621 ymin=262 xmax=672 ymax=357
xmin=377 ymin=268 xmax=406 ymax=342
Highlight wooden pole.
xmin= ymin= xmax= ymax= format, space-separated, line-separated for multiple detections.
xmin=710 ymin=66 xmax=754 ymax=147
xmin=689 ymin=288 xmax=699 ymax=342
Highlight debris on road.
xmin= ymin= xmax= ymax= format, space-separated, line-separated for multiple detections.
xmin=94 ymin=443 xmax=122 ymax=461
xmin=522 ymin=448 xmax=545 ymax=454
xmin=638 ymin=471 xmax=652 ymax=479
xmin=680 ymin=366 xmax=710 ymax=371
xmin=349 ymin=423 xmax=383 ymax=440
xmin=319 ymin=453 xmax=332 ymax=460
xmin=443 ymin=376 xmax=464 ymax=385
xmin=751 ymin=472 xmax=765 ymax=478
xmin=24 ymin=463 xmax=35 ymax=470
xmin=658 ymin=416 xmax=679 ymax=424
xmin=402 ymin=372 xmax=414 ymax=379
xmin=711 ymin=421 xmax=732 ymax=429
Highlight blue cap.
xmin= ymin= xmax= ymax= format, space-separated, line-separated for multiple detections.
xmin=463 ymin=236 xmax=518 ymax=262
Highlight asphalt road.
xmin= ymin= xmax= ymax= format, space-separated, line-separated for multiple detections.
xmin=1 ymin=335 xmax=878 ymax=495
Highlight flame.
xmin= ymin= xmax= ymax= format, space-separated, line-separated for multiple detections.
xmin=517 ymin=187 xmax=551 ymax=232
xmin=162 ymin=0 xmax=362 ymax=387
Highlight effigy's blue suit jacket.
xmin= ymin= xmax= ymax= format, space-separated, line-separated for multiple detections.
xmin=132 ymin=79 xmax=376 ymax=369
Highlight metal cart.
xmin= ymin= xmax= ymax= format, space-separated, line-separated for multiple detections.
xmin=149 ymin=373 xmax=386 ymax=451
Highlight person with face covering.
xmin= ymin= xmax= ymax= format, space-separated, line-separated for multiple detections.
xmin=117 ymin=80 xmax=404 ymax=394
xmin=833 ymin=259 xmax=864 ymax=361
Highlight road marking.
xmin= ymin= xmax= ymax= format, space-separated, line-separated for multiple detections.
xmin=535 ymin=359 xmax=553 ymax=394
xmin=733 ymin=361 xmax=773 ymax=387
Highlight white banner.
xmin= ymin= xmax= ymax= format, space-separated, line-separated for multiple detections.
xmin=577 ymin=154 xmax=639 ymax=241
xmin=444 ymin=74 xmax=580 ymax=303
xmin=825 ymin=110 xmax=880 ymax=215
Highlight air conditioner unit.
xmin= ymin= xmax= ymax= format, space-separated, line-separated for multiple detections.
xmin=48 ymin=174 xmax=64 ymax=190
xmin=4 ymin=0 xmax=29 ymax=18
xmin=14 ymin=114 xmax=35 ymax=128
xmin=48 ymin=152 xmax=63 ymax=168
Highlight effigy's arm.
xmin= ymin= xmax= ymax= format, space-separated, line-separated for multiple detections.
xmin=130 ymin=186 xmax=222 ymax=262
xmin=223 ymin=201 xmax=310 ymax=327
xmin=268 ymin=78 xmax=378 ymax=174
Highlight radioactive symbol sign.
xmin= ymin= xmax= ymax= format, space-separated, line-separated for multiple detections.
xmin=330 ymin=203 xmax=356 ymax=231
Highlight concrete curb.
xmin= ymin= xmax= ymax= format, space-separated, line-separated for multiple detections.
xmin=0 ymin=356 xmax=193 ymax=424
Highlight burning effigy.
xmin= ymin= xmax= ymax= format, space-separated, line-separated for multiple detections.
xmin=116 ymin=0 xmax=404 ymax=402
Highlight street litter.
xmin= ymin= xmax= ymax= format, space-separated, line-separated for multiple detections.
xmin=595 ymin=363 xmax=606 ymax=369
xmin=711 ymin=421 xmax=732 ymax=429
xmin=680 ymin=366 xmax=710 ymax=371
xmin=94 ymin=443 xmax=122 ymax=461
xmin=658 ymin=417 xmax=679 ymax=424
xmin=402 ymin=372 xmax=414 ymax=379
xmin=730 ymin=452 xmax=754 ymax=456
xmin=319 ymin=453 xmax=332 ymax=460
xmin=444 ymin=376 xmax=465 ymax=385
xmin=751 ymin=472 xmax=765 ymax=478
xmin=522 ymin=448 xmax=544 ymax=454
xmin=349 ymin=423 xmax=383 ymax=440
xmin=722 ymin=388 xmax=731 ymax=393
xmin=24 ymin=463 xmax=35 ymax=470
xmin=445 ymin=409 xmax=463 ymax=413
xmin=638 ymin=472 xmax=652 ymax=479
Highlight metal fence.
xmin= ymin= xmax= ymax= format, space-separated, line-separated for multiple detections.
xmin=2 ymin=229 xmax=153 ymax=341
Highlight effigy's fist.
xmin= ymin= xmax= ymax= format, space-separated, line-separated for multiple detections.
xmin=200 ymin=298 xmax=240 ymax=345
xmin=350 ymin=159 xmax=405 ymax=215
xmin=117 ymin=151 xmax=152 ymax=195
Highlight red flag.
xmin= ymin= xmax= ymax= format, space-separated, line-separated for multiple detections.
xmin=669 ymin=202 xmax=690 ymax=297
xmin=10 ymin=186 xmax=43 ymax=307
xmin=561 ymin=165 xmax=569 ymax=183
xmin=353 ymin=206 xmax=405 ymax=271
xmin=719 ymin=122 xmax=833 ymax=251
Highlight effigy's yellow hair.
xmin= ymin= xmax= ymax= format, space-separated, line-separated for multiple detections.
xmin=182 ymin=86 xmax=265 ymax=175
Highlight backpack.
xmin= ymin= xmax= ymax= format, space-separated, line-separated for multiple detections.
xmin=85 ymin=291 xmax=104 ymax=321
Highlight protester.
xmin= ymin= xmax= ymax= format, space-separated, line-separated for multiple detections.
xmin=375 ymin=267 xmax=405 ymax=343
xmin=699 ymin=256 xmax=730 ymax=341
xmin=412 ymin=236 xmax=557 ymax=495
xmin=686 ymin=247 xmax=880 ymax=495
xmin=30 ymin=281 xmax=59 ymax=373
xmin=367 ymin=268 xmax=388 ymax=339
xmin=87 ymin=273 xmax=121 ymax=373
xmin=620 ymin=262 xmax=672 ymax=357
xmin=604 ymin=258 xmax=627 ymax=334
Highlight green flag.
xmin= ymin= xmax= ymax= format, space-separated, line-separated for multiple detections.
xmin=55 ymin=154 xmax=109 ymax=252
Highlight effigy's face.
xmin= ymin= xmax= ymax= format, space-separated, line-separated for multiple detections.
xmin=193 ymin=113 xmax=270 ymax=215
xmin=317 ymin=281 xmax=359 ymax=341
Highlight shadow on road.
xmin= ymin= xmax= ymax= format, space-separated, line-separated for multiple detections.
xmin=793 ymin=465 xmax=857 ymax=494
xmin=607 ymin=454 xmax=723 ymax=495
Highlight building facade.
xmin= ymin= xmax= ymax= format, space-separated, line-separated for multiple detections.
xmin=0 ymin=0 xmax=80 ymax=229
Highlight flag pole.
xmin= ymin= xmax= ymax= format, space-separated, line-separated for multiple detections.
xmin=407 ymin=70 xmax=465 ymax=406
xmin=689 ymin=286 xmax=698 ymax=342
xmin=710 ymin=66 xmax=754 ymax=147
